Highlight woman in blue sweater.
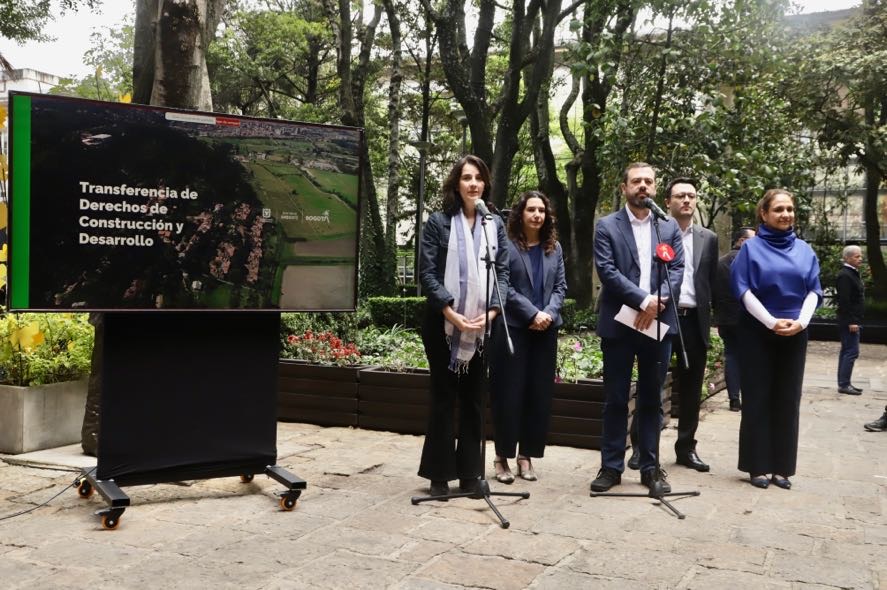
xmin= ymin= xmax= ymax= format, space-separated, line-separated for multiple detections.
xmin=731 ymin=189 xmax=822 ymax=490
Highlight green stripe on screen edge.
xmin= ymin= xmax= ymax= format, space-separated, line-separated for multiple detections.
xmin=10 ymin=94 xmax=31 ymax=309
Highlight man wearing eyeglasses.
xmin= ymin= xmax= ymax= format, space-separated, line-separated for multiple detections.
xmin=662 ymin=178 xmax=718 ymax=472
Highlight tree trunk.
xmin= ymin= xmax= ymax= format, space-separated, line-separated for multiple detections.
xmin=133 ymin=0 xmax=225 ymax=111
xmin=336 ymin=0 xmax=394 ymax=297
xmin=383 ymin=0 xmax=403 ymax=247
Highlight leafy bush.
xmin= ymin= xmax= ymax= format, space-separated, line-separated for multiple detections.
xmin=280 ymin=329 xmax=362 ymax=366
xmin=365 ymin=297 xmax=426 ymax=329
xmin=814 ymin=306 xmax=838 ymax=320
xmin=566 ymin=305 xmax=597 ymax=332
xmin=356 ymin=325 xmax=428 ymax=371
xmin=556 ymin=333 xmax=604 ymax=382
xmin=0 ymin=313 xmax=94 ymax=386
xmin=704 ymin=331 xmax=725 ymax=395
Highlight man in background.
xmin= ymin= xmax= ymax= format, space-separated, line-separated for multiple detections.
xmin=836 ymin=245 xmax=864 ymax=395
xmin=662 ymin=178 xmax=719 ymax=472
xmin=713 ymin=227 xmax=756 ymax=411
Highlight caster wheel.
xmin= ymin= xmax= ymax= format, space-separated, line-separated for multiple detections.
xmin=240 ymin=474 xmax=254 ymax=483
xmin=279 ymin=496 xmax=296 ymax=511
xmin=101 ymin=515 xmax=120 ymax=530
xmin=77 ymin=481 xmax=94 ymax=499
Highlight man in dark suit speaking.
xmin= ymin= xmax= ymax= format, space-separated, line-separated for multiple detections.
xmin=590 ymin=163 xmax=684 ymax=494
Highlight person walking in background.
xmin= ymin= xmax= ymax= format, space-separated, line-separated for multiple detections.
xmin=489 ymin=191 xmax=567 ymax=484
xmin=590 ymin=163 xmax=684 ymax=494
xmin=732 ymin=189 xmax=822 ymax=490
xmin=662 ymin=178 xmax=718 ymax=473
xmin=713 ymin=227 xmax=756 ymax=412
xmin=417 ymin=155 xmax=509 ymax=497
xmin=836 ymin=245 xmax=865 ymax=395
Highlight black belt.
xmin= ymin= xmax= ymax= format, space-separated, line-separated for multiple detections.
xmin=676 ymin=307 xmax=697 ymax=317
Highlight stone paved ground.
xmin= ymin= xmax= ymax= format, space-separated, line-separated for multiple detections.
xmin=1 ymin=340 xmax=885 ymax=589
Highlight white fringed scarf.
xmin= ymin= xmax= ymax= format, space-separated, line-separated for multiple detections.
xmin=443 ymin=209 xmax=491 ymax=372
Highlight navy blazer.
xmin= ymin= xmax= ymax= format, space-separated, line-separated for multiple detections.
xmin=419 ymin=211 xmax=510 ymax=313
xmin=504 ymin=239 xmax=567 ymax=329
xmin=593 ymin=208 xmax=684 ymax=338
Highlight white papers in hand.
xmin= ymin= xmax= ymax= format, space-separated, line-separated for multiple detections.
xmin=615 ymin=305 xmax=670 ymax=341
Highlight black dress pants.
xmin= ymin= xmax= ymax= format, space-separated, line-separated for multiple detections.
xmin=737 ymin=312 xmax=807 ymax=477
xmin=417 ymin=312 xmax=484 ymax=482
xmin=489 ymin=325 xmax=557 ymax=458
xmin=673 ymin=312 xmax=707 ymax=455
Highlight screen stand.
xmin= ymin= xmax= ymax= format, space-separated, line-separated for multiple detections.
xmin=75 ymin=312 xmax=306 ymax=529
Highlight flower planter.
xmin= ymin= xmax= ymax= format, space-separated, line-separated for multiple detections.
xmin=0 ymin=379 xmax=88 ymax=454
xmin=549 ymin=379 xmax=637 ymax=450
xmin=358 ymin=367 xmax=431 ymax=435
xmin=277 ymin=360 xmax=366 ymax=427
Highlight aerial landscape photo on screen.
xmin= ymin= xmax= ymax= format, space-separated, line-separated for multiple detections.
xmin=9 ymin=93 xmax=361 ymax=311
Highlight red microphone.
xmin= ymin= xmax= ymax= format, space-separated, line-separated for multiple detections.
xmin=656 ymin=243 xmax=675 ymax=262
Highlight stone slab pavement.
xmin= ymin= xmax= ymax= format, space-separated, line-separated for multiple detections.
xmin=1 ymin=340 xmax=885 ymax=589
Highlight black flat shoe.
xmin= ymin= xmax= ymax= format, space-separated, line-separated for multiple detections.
xmin=429 ymin=480 xmax=450 ymax=498
xmin=749 ymin=475 xmax=769 ymax=489
xmin=771 ymin=475 xmax=791 ymax=490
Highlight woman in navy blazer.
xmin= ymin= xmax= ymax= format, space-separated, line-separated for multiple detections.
xmin=490 ymin=191 xmax=567 ymax=483
xmin=417 ymin=155 xmax=509 ymax=497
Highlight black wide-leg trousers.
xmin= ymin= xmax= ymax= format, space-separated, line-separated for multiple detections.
xmin=737 ymin=312 xmax=808 ymax=477
xmin=418 ymin=313 xmax=484 ymax=482
xmin=489 ymin=325 xmax=557 ymax=459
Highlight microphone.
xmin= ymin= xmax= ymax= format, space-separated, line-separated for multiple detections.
xmin=475 ymin=200 xmax=494 ymax=219
xmin=642 ymin=197 xmax=668 ymax=221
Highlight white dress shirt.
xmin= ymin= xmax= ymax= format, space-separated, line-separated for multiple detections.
xmin=678 ymin=224 xmax=697 ymax=308
xmin=626 ymin=205 xmax=654 ymax=309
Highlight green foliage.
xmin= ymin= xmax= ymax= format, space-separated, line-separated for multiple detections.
xmin=0 ymin=313 xmax=94 ymax=386
xmin=355 ymin=325 xmax=428 ymax=371
xmin=556 ymin=333 xmax=604 ymax=383
xmin=0 ymin=0 xmax=101 ymax=43
xmin=365 ymin=296 xmax=426 ymax=329
xmin=704 ymin=331 xmax=725 ymax=395
xmin=814 ymin=306 xmax=837 ymax=320
xmin=50 ymin=20 xmax=134 ymax=101
xmin=560 ymin=300 xmax=599 ymax=332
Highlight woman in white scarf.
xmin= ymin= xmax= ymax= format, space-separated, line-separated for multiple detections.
xmin=416 ymin=155 xmax=509 ymax=498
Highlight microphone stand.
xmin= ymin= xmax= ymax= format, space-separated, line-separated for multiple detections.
xmin=411 ymin=210 xmax=529 ymax=528
xmin=590 ymin=211 xmax=699 ymax=519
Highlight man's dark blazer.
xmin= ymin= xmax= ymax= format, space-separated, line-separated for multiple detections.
xmin=683 ymin=224 xmax=719 ymax=348
xmin=419 ymin=211 xmax=510 ymax=313
xmin=594 ymin=208 xmax=684 ymax=338
xmin=836 ymin=264 xmax=865 ymax=325
xmin=503 ymin=240 xmax=567 ymax=329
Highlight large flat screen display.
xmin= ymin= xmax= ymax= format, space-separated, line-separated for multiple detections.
xmin=7 ymin=92 xmax=361 ymax=311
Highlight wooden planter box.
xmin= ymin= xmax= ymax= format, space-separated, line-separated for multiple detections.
xmin=358 ymin=367 xmax=431 ymax=435
xmin=550 ymin=379 xmax=636 ymax=450
xmin=0 ymin=379 xmax=88 ymax=454
xmin=358 ymin=369 xmax=634 ymax=451
xmin=277 ymin=360 xmax=367 ymax=427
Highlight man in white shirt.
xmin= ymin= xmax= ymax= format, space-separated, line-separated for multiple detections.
xmin=590 ymin=163 xmax=684 ymax=494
